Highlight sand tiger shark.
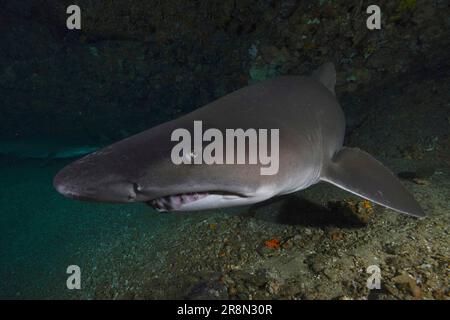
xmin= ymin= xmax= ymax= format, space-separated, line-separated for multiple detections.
xmin=53 ymin=63 xmax=425 ymax=217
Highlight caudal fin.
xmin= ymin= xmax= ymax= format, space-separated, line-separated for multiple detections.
xmin=321 ymin=147 xmax=425 ymax=218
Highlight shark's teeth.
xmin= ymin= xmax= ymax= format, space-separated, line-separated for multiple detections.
xmin=151 ymin=192 xmax=209 ymax=212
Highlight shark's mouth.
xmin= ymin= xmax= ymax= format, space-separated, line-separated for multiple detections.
xmin=149 ymin=191 xmax=244 ymax=212
xmin=149 ymin=192 xmax=209 ymax=212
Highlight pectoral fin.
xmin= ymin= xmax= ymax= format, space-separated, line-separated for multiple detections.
xmin=321 ymin=147 xmax=425 ymax=218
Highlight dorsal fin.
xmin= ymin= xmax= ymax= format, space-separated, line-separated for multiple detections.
xmin=312 ymin=62 xmax=336 ymax=95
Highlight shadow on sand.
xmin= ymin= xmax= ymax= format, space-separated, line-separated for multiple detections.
xmin=249 ymin=195 xmax=366 ymax=229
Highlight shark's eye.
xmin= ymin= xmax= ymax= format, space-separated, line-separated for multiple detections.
xmin=133 ymin=183 xmax=142 ymax=193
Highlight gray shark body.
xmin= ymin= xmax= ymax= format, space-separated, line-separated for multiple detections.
xmin=53 ymin=63 xmax=425 ymax=217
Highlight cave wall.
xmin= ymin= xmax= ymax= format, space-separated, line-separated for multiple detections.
xmin=0 ymin=0 xmax=449 ymax=155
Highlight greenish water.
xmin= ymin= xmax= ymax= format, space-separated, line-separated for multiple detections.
xmin=0 ymin=158 xmax=179 ymax=299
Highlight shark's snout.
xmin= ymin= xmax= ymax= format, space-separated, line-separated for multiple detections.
xmin=53 ymin=168 xmax=137 ymax=203
xmin=53 ymin=178 xmax=81 ymax=200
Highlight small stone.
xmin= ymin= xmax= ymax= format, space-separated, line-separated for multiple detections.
xmin=209 ymin=223 xmax=218 ymax=230
xmin=392 ymin=274 xmax=422 ymax=298
xmin=228 ymin=286 xmax=237 ymax=297
xmin=330 ymin=230 xmax=344 ymax=241
xmin=412 ymin=178 xmax=429 ymax=186
xmin=266 ymin=280 xmax=281 ymax=295
xmin=328 ymin=199 xmax=374 ymax=225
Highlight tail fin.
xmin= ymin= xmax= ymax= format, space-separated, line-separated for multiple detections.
xmin=321 ymin=147 xmax=425 ymax=218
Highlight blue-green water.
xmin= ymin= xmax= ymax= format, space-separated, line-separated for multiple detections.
xmin=0 ymin=158 xmax=179 ymax=298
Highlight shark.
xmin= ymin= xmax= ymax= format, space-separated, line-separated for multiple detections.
xmin=53 ymin=63 xmax=425 ymax=218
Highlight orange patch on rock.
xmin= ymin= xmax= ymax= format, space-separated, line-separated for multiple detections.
xmin=264 ymin=238 xmax=281 ymax=249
